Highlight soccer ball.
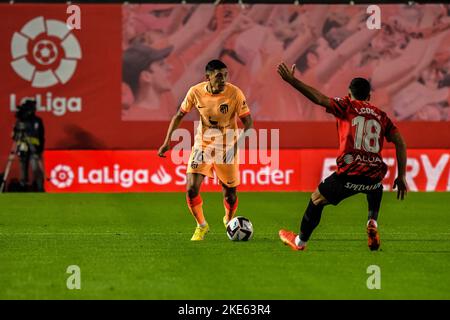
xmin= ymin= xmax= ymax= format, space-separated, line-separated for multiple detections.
xmin=226 ymin=216 xmax=253 ymax=241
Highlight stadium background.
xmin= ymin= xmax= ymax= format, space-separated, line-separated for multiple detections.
xmin=0 ymin=0 xmax=449 ymax=192
xmin=1 ymin=0 xmax=449 ymax=302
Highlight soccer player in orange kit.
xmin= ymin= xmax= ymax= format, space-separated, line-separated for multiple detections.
xmin=158 ymin=60 xmax=253 ymax=240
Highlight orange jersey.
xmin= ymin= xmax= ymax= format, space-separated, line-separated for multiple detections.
xmin=180 ymin=82 xmax=250 ymax=150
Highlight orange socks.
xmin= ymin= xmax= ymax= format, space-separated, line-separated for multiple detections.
xmin=187 ymin=194 xmax=238 ymax=225
xmin=224 ymin=197 xmax=238 ymax=222
xmin=186 ymin=194 xmax=206 ymax=226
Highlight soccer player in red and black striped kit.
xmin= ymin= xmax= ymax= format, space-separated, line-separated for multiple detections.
xmin=277 ymin=62 xmax=408 ymax=251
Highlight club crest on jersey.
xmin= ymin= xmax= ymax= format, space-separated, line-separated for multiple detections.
xmin=219 ymin=104 xmax=228 ymax=114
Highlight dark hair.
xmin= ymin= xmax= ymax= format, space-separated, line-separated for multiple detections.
xmin=205 ymin=59 xmax=227 ymax=73
xmin=122 ymin=44 xmax=172 ymax=98
xmin=349 ymin=77 xmax=371 ymax=100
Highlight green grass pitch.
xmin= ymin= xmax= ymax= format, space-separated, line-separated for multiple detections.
xmin=0 ymin=192 xmax=449 ymax=299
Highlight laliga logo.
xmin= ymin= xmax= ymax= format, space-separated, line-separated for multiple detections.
xmin=50 ymin=165 xmax=75 ymax=189
xmin=11 ymin=16 xmax=82 ymax=88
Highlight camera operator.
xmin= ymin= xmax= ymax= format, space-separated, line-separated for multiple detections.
xmin=13 ymin=99 xmax=45 ymax=192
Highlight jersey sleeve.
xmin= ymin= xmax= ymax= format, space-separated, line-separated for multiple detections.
xmin=180 ymin=87 xmax=196 ymax=114
xmin=384 ymin=115 xmax=399 ymax=142
xmin=327 ymin=96 xmax=351 ymax=118
xmin=236 ymin=88 xmax=251 ymax=118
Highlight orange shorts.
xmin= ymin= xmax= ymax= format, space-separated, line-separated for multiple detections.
xmin=186 ymin=146 xmax=240 ymax=188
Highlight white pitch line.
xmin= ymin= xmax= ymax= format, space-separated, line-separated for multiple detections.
xmin=0 ymin=232 xmax=449 ymax=236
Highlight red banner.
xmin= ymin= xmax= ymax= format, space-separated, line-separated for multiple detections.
xmin=0 ymin=4 xmax=122 ymax=170
xmin=0 ymin=4 xmax=122 ymax=128
xmin=44 ymin=149 xmax=450 ymax=192
xmin=1 ymin=4 xmax=449 ymax=173
xmin=1 ymin=4 xmax=449 ymax=182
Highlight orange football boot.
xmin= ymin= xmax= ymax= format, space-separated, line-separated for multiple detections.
xmin=279 ymin=229 xmax=306 ymax=251
xmin=367 ymin=219 xmax=381 ymax=251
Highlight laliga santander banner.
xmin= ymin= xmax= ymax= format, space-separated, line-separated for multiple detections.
xmin=44 ymin=149 xmax=450 ymax=192
xmin=44 ymin=150 xmax=303 ymax=192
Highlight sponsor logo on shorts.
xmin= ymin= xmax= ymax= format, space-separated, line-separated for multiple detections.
xmin=191 ymin=162 xmax=198 ymax=169
xmin=344 ymin=182 xmax=382 ymax=191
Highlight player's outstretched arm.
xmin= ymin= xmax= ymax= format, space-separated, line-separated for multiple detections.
xmin=277 ymin=62 xmax=331 ymax=109
xmin=389 ymin=131 xmax=408 ymax=200
xmin=158 ymin=109 xmax=186 ymax=158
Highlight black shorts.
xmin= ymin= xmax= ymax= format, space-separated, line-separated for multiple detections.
xmin=318 ymin=172 xmax=383 ymax=206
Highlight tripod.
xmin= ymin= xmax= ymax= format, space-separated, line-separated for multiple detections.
xmin=1 ymin=129 xmax=45 ymax=193
xmin=0 ymin=139 xmax=19 ymax=193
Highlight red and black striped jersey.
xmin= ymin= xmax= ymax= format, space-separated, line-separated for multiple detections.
xmin=327 ymin=96 xmax=398 ymax=181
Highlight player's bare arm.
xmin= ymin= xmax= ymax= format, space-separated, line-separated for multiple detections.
xmin=237 ymin=114 xmax=254 ymax=153
xmin=240 ymin=114 xmax=253 ymax=132
xmin=277 ymin=62 xmax=331 ymax=109
xmin=233 ymin=114 xmax=255 ymax=153
xmin=389 ymin=131 xmax=408 ymax=200
xmin=224 ymin=114 xmax=254 ymax=163
xmin=158 ymin=109 xmax=186 ymax=157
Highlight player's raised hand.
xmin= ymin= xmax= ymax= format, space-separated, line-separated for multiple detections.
xmin=393 ymin=176 xmax=408 ymax=200
xmin=277 ymin=62 xmax=296 ymax=84
xmin=158 ymin=142 xmax=170 ymax=158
